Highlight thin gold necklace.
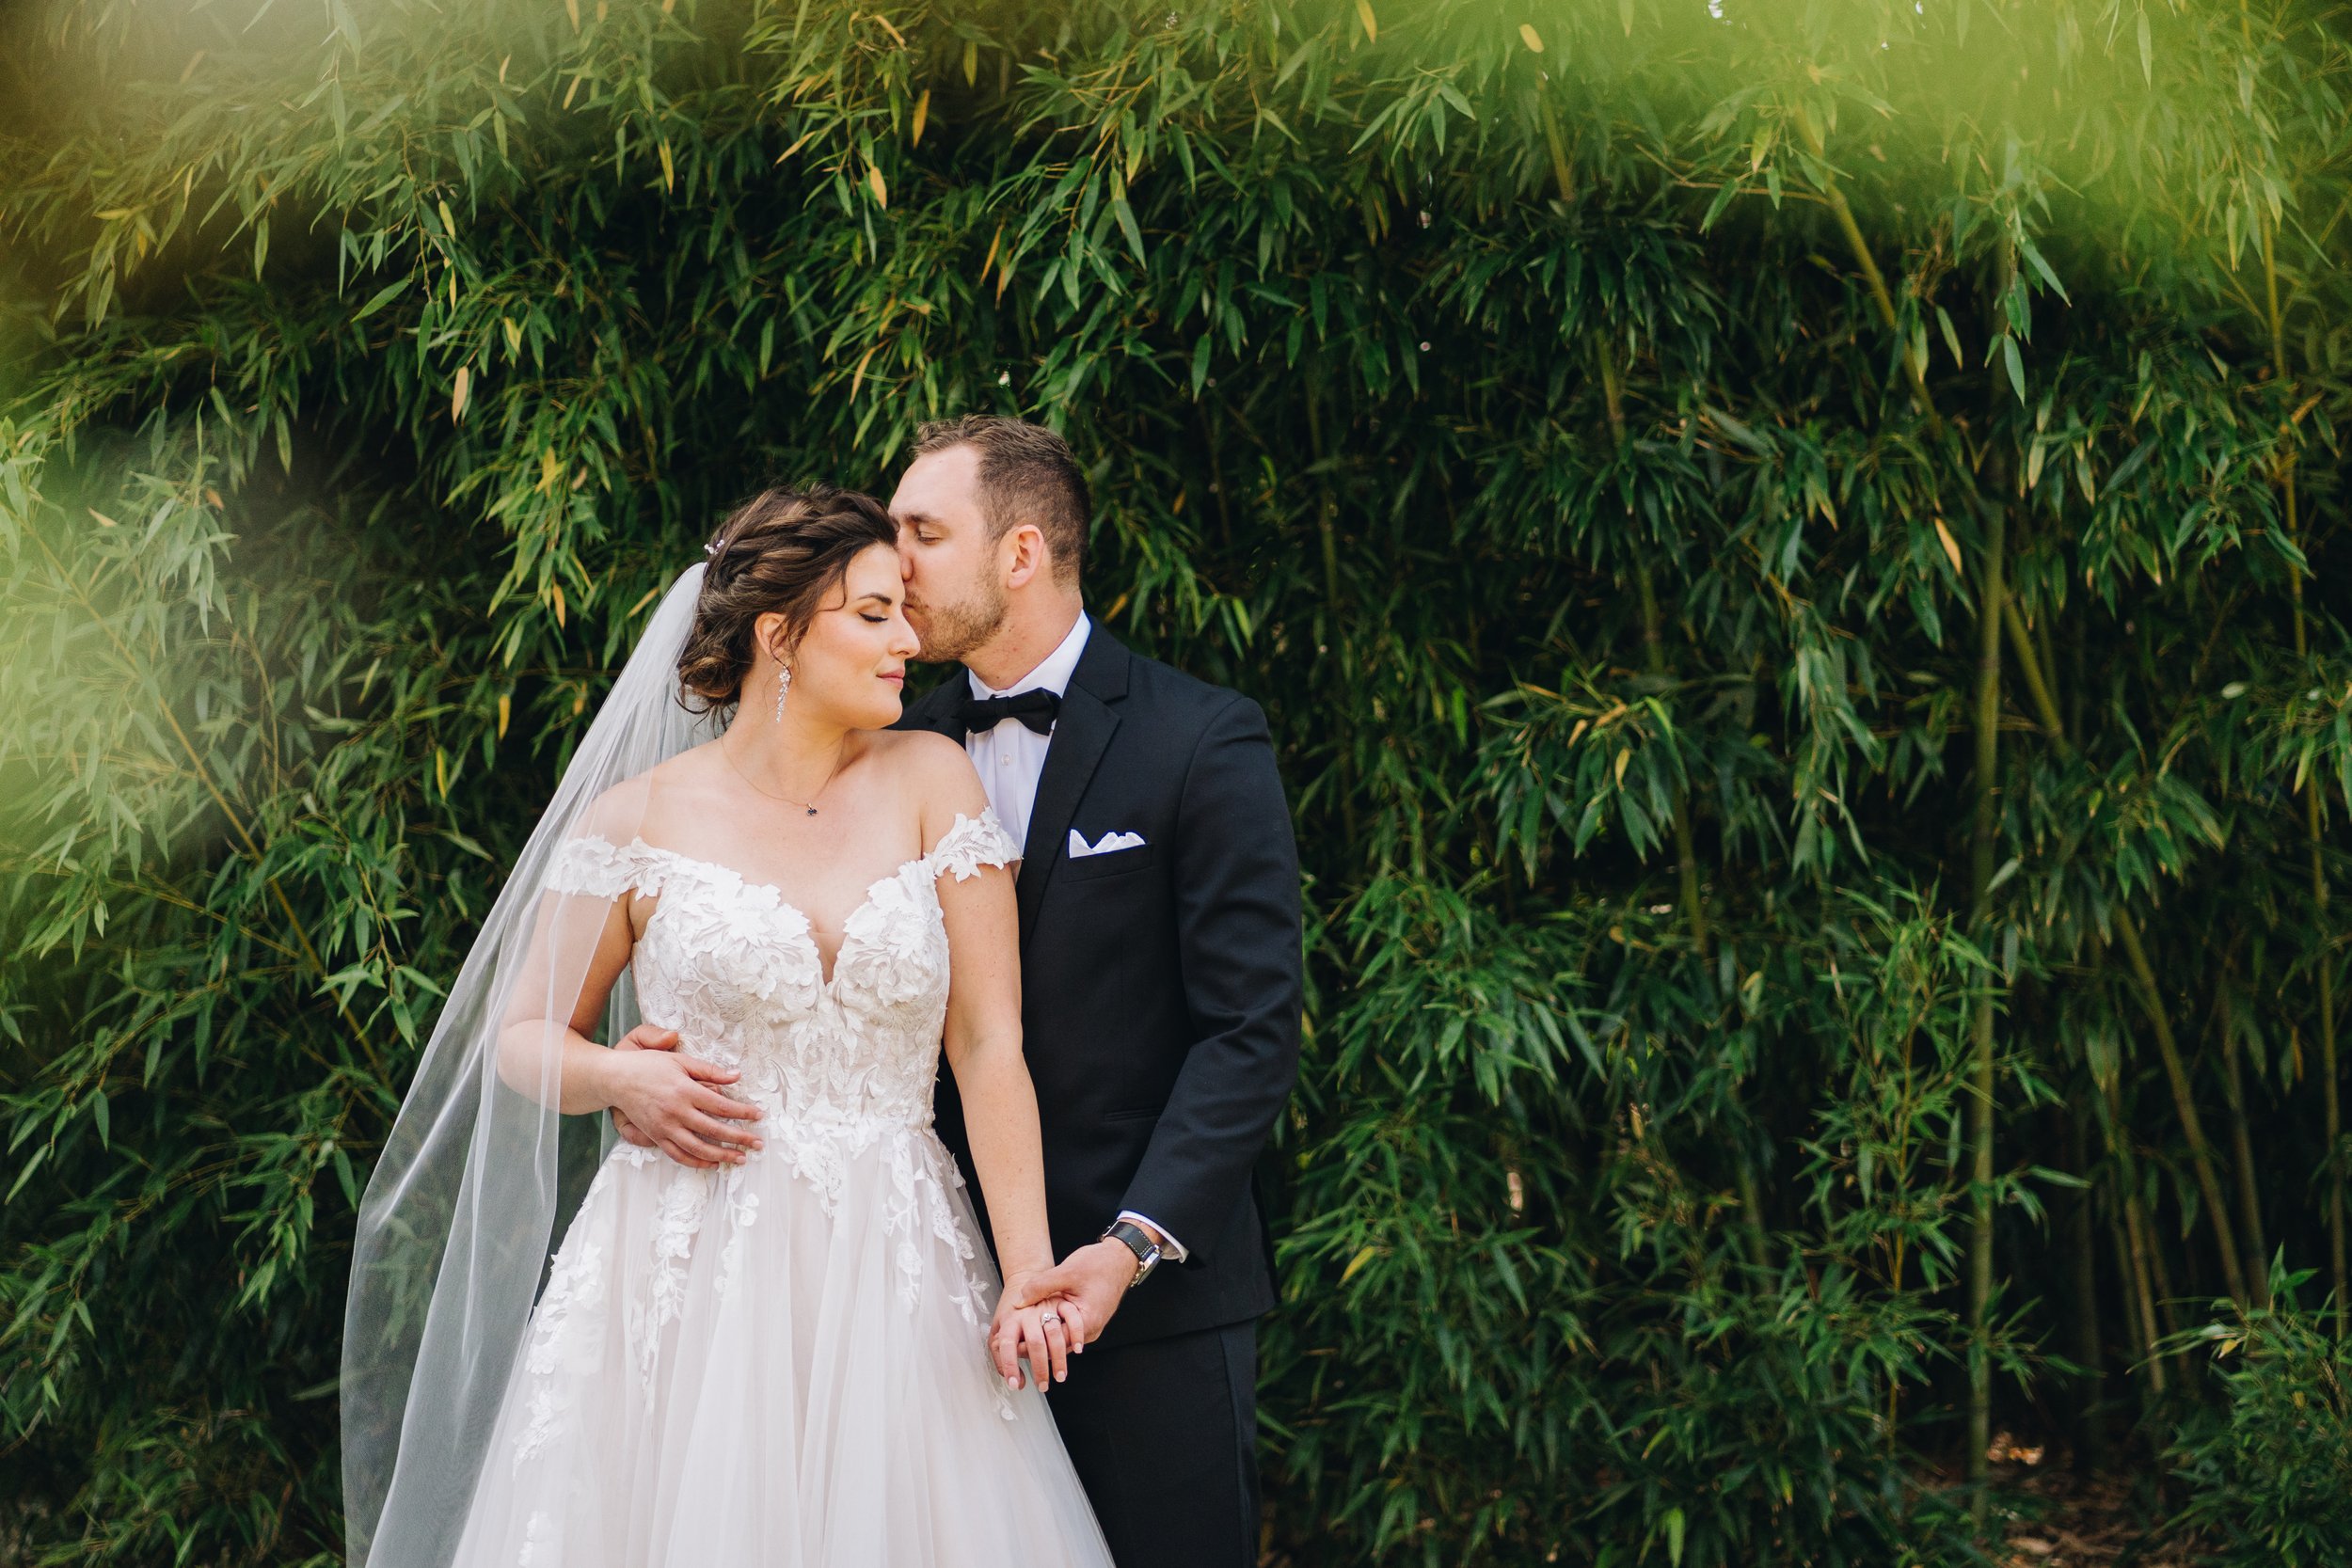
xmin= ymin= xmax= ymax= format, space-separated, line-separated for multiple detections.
xmin=721 ymin=735 xmax=846 ymax=817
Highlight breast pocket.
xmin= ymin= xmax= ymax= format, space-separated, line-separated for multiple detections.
xmin=1058 ymin=843 xmax=1156 ymax=881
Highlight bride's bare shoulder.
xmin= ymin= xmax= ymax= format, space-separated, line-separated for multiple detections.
xmin=863 ymin=730 xmax=987 ymax=831
xmin=861 ymin=733 xmax=978 ymax=832
xmin=866 ymin=728 xmax=979 ymax=790
xmin=866 ymin=725 xmax=969 ymax=768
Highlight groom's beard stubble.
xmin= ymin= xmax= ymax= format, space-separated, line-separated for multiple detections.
xmin=912 ymin=577 xmax=1009 ymax=665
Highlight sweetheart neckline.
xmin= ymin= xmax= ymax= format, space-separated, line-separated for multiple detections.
xmin=573 ymin=828 xmax=1012 ymax=989
xmin=601 ymin=835 xmax=921 ymax=988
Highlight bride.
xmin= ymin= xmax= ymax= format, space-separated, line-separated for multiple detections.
xmin=342 ymin=483 xmax=1114 ymax=1567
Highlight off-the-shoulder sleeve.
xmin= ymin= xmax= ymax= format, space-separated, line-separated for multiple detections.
xmin=545 ymin=834 xmax=667 ymax=900
xmin=925 ymin=810 xmax=1021 ymax=882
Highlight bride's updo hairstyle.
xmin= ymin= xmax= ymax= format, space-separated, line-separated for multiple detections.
xmin=676 ymin=482 xmax=898 ymax=710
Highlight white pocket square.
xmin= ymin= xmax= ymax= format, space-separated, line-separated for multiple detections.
xmin=1068 ymin=828 xmax=1146 ymax=858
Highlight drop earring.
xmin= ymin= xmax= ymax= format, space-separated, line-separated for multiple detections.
xmin=773 ymin=664 xmax=791 ymax=724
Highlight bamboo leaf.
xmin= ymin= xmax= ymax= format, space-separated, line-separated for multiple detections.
xmin=1932 ymin=516 xmax=1964 ymax=577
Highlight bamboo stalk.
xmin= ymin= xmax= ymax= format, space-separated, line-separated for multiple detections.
xmin=2113 ymin=918 xmax=2251 ymax=1307
xmin=2094 ymin=1051 xmax=2170 ymax=1401
xmin=2113 ymin=1085 xmax=2188 ymax=1395
xmin=1536 ymin=93 xmax=1575 ymax=206
xmin=2122 ymin=1184 xmax=2169 ymax=1396
xmin=2065 ymin=1103 xmax=2110 ymax=1470
xmin=2145 ymin=1188 xmax=2185 ymax=1345
xmin=2219 ymin=1015 xmax=2272 ymax=1308
xmin=1633 ymin=567 xmax=1709 ymax=958
xmin=1808 ymin=161 xmax=1934 ymax=416
xmin=1964 ymin=501 xmax=2007 ymax=1497
xmin=2004 ymin=602 xmax=2058 ymax=736
xmin=2314 ymin=800 xmax=2343 ymax=1338
xmin=2109 ymin=1180 xmax=2163 ymax=1402
xmin=2260 ymin=209 xmax=2345 ymax=1334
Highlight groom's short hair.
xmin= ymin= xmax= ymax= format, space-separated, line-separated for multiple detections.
xmin=911 ymin=415 xmax=1089 ymax=587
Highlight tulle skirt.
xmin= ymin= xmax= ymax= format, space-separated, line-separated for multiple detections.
xmin=449 ymin=1129 xmax=1114 ymax=1568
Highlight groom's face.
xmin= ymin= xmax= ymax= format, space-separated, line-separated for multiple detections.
xmin=889 ymin=444 xmax=1007 ymax=664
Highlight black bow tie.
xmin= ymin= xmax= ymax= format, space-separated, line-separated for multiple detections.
xmin=959 ymin=688 xmax=1061 ymax=737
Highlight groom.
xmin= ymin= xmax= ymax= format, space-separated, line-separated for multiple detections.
xmin=888 ymin=416 xmax=1302 ymax=1568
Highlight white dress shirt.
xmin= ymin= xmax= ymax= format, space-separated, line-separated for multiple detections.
xmin=964 ymin=611 xmax=1092 ymax=856
xmin=961 ymin=611 xmax=1188 ymax=1263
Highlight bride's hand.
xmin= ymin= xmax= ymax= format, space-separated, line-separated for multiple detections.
xmin=601 ymin=1040 xmax=763 ymax=1168
xmin=990 ymin=1274 xmax=1087 ymax=1391
xmin=1000 ymin=1241 xmax=1132 ymax=1347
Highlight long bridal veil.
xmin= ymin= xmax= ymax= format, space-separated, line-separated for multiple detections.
xmin=342 ymin=564 xmax=720 ymax=1568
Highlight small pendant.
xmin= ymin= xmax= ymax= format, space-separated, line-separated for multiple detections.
xmin=805 ymin=806 xmax=818 ymax=816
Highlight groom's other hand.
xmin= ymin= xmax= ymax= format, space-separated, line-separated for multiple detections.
xmin=1002 ymin=1238 xmax=1139 ymax=1346
xmin=603 ymin=1024 xmax=761 ymax=1168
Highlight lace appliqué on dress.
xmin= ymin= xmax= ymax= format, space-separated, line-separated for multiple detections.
xmin=713 ymin=1164 xmax=760 ymax=1304
xmin=545 ymin=834 xmax=669 ymax=901
xmin=633 ymin=1163 xmax=712 ymax=1395
xmin=926 ymin=810 xmax=1021 ymax=882
xmin=512 ymin=1232 xmax=609 ymax=1469
xmin=516 ymin=1511 xmax=557 ymax=1568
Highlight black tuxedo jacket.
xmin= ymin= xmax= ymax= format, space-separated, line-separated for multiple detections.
xmin=898 ymin=625 xmax=1302 ymax=1348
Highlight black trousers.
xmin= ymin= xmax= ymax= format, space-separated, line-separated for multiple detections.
xmin=1045 ymin=1319 xmax=1260 ymax=1568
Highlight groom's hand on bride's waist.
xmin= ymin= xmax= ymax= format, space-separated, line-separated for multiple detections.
xmin=604 ymin=1024 xmax=762 ymax=1169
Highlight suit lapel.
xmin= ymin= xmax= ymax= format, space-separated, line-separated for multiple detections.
xmin=1015 ymin=627 xmax=1130 ymax=943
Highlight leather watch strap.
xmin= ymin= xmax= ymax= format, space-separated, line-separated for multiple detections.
xmin=1101 ymin=1219 xmax=1161 ymax=1287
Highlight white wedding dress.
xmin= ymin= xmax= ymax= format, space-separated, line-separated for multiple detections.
xmin=446 ymin=809 xmax=1114 ymax=1568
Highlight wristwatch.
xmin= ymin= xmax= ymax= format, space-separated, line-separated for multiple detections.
xmin=1101 ymin=1219 xmax=1163 ymax=1288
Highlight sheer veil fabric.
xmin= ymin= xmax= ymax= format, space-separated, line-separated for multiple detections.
xmin=342 ymin=566 xmax=719 ymax=1567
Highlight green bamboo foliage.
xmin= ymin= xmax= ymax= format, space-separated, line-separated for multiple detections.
xmin=4 ymin=1 xmax=2350 ymax=1563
